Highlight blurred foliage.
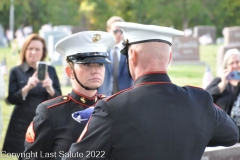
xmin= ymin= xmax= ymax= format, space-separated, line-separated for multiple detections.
xmin=0 ymin=0 xmax=81 ymax=33
xmin=0 ymin=0 xmax=240 ymax=37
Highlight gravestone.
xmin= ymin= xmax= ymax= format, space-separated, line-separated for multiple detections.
xmin=0 ymin=24 xmax=6 ymax=47
xmin=71 ymin=26 xmax=88 ymax=34
xmin=222 ymin=26 xmax=240 ymax=46
xmin=39 ymin=29 xmax=70 ymax=63
xmin=193 ymin=26 xmax=216 ymax=44
xmin=48 ymin=33 xmax=69 ymax=65
xmin=172 ymin=36 xmax=202 ymax=64
xmin=216 ymin=26 xmax=240 ymax=76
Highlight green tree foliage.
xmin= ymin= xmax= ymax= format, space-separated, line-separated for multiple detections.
xmin=0 ymin=0 xmax=240 ymax=37
xmin=78 ymin=0 xmax=213 ymax=30
xmin=0 ymin=0 xmax=81 ymax=33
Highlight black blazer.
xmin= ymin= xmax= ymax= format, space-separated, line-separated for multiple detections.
xmin=3 ymin=63 xmax=62 ymax=154
xmin=65 ymin=73 xmax=239 ymax=160
xmin=206 ymin=77 xmax=240 ymax=115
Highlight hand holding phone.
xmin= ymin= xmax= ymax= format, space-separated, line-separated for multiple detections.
xmin=36 ymin=61 xmax=48 ymax=81
xmin=226 ymin=71 xmax=240 ymax=80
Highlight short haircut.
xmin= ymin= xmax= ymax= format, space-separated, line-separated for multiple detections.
xmin=19 ymin=33 xmax=47 ymax=64
xmin=106 ymin=16 xmax=124 ymax=29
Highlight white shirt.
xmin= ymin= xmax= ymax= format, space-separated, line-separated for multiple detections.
xmin=111 ymin=41 xmax=123 ymax=62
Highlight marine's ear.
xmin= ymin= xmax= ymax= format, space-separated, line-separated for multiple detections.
xmin=65 ymin=65 xmax=74 ymax=79
xmin=168 ymin=52 xmax=172 ymax=65
xmin=129 ymin=48 xmax=138 ymax=67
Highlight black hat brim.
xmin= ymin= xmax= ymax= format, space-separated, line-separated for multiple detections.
xmin=74 ymin=57 xmax=111 ymax=64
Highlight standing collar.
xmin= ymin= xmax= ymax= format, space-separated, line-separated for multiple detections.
xmin=134 ymin=72 xmax=171 ymax=86
xmin=70 ymin=89 xmax=98 ymax=107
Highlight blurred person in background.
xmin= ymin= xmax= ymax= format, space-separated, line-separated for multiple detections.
xmin=206 ymin=48 xmax=240 ymax=142
xmin=0 ymin=68 xmax=5 ymax=142
xmin=22 ymin=31 xmax=115 ymax=160
xmin=2 ymin=33 xmax=62 ymax=154
xmin=98 ymin=16 xmax=133 ymax=96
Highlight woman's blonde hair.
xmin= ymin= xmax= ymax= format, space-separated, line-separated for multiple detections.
xmin=19 ymin=33 xmax=47 ymax=64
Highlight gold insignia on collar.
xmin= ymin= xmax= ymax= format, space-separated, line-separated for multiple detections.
xmin=80 ymin=97 xmax=86 ymax=103
xmin=99 ymin=94 xmax=106 ymax=98
xmin=63 ymin=96 xmax=68 ymax=100
xmin=94 ymin=97 xmax=97 ymax=102
xmin=92 ymin=34 xmax=101 ymax=43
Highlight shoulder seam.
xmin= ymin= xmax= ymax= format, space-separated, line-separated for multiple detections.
xmin=184 ymin=85 xmax=203 ymax=90
xmin=105 ymin=87 xmax=134 ymax=102
xmin=42 ymin=95 xmax=63 ymax=104
xmin=45 ymin=96 xmax=70 ymax=109
xmin=47 ymin=98 xmax=71 ymax=109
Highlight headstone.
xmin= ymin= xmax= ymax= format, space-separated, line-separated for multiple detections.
xmin=23 ymin=26 xmax=33 ymax=37
xmin=71 ymin=26 xmax=88 ymax=34
xmin=0 ymin=24 xmax=6 ymax=47
xmin=48 ymin=34 xmax=69 ymax=65
xmin=39 ymin=29 xmax=70 ymax=64
xmin=53 ymin=25 xmax=72 ymax=34
xmin=193 ymin=26 xmax=216 ymax=44
xmin=222 ymin=26 xmax=240 ymax=46
xmin=216 ymin=26 xmax=240 ymax=76
xmin=172 ymin=36 xmax=202 ymax=64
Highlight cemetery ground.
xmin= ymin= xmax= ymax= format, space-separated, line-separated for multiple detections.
xmin=0 ymin=44 xmax=217 ymax=159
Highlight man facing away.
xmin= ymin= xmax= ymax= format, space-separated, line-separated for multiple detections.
xmin=98 ymin=16 xmax=133 ymax=96
xmin=63 ymin=22 xmax=239 ymax=160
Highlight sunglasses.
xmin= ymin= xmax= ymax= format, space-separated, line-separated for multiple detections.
xmin=113 ymin=29 xmax=123 ymax=34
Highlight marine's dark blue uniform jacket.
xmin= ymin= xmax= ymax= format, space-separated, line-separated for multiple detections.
xmin=22 ymin=89 xmax=105 ymax=160
xmin=65 ymin=72 xmax=239 ymax=160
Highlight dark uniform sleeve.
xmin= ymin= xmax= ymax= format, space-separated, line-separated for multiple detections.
xmin=23 ymin=103 xmax=54 ymax=160
xmin=62 ymin=100 xmax=112 ymax=160
xmin=49 ymin=66 xmax=62 ymax=98
xmin=7 ymin=68 xmax=26 ymax=104
xmin=208 ymin=104 xmax=239 ymax=147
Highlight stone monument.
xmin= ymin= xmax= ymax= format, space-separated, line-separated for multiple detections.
xmin=216 ymin=26 xmax=240 ymax=76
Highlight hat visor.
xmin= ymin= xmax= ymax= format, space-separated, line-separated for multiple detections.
xmin=74 ymin=57 xmax=111 ymax=64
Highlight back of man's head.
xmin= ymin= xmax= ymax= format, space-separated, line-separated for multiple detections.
xmin=130 ymin=42 xmax=171 ymax=71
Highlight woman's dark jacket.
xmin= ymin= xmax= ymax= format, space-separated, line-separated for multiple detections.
xmin=2 ymin=62 xmax=62 ymax=154
xmin=206 ymin=77 xmax=240 ymax=115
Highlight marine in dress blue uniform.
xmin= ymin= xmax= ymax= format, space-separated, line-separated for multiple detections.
xmin=64 ymin=23 xmax=239 ymax=160
xmin=22 ymin=31 xmax=115 ymax=160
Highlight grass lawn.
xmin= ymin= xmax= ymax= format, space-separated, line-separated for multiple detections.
xmin=0 ymin=44 xmax=218 ymax=159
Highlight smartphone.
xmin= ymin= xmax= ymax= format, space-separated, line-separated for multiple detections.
xmin=226 ymin=71 xmax=240 ymax=80
xmin=36 ymin=61 xmax=48 ymax=81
